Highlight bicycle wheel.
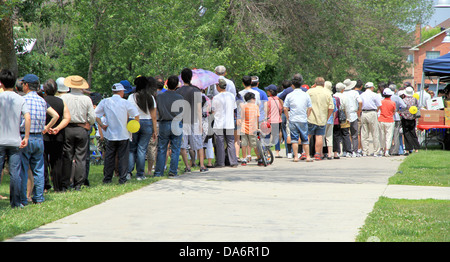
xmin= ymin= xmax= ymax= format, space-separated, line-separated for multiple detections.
xmin=256 ymin=138 xmax=268 ymax=167
xmin=264 ymin=146 xmax=274 ymax=165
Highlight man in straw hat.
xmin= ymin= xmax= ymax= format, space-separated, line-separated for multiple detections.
xmin=60 ymin=75 xmax=96 ymax=191
xmin=95 ymin=83 xmax=139 ymax=185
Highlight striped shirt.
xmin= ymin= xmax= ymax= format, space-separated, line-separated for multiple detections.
xmin=21 ymin=91 xmax=49 ymax=133
xmin=241 ymin=102 xmax=259 ymax=135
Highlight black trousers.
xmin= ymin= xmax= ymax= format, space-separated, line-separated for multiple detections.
xmin=103 ymin=139 xmax=129 ymax=184
xmin=44 ymin=140 xmax=64 ymax=192
xmin=401 ymin=118 xmax=420 ymax=151
xmin=62 ymin=126 xmax=89 ymax=190
xmin=333 ymin=125 xmax=352 ymax=154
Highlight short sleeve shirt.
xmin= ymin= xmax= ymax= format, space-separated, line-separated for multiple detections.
xmin=211 ymin=91 xmax=237 ymax=129
xmin=0 ymin=91 xmax=29 ymax=147
xmin=241 ymin=102 xmax=259 ymax=135
xmin=284 ymin=89 xmax=312 ymax=123
xmin=378 ymin=98 xmax=396 ymax=123
xmin=306 ymin=86 xmax=334 ymax=126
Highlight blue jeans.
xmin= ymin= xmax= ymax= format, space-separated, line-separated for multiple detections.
xmin=154 ymin=121 xmax=183 ymax=176
xmin=128 ymin=119 xmax=154 ymax=177
xmin=20 ymin=134 xmax=45 ymax=204
xmin=0 ymin=146 xmax=23 ymax=208
xmin=290 ymin=122 xmax=309 ymax=144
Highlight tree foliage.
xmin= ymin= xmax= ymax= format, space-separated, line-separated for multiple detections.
xmin=4 ymin=0 xmax=434 ymax=93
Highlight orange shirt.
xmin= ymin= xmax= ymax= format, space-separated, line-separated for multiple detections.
xmin=378 ymin=98 xmax=396 ymax=123
xmin=241 ymin=102 xmax=260 ymax=135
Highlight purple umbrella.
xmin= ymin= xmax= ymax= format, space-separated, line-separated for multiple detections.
xmin=179 ymin=69 xmax=219 ymax=90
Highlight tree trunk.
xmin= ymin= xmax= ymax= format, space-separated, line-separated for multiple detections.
xmin=0 ymin=13 xmax=18 ymax=76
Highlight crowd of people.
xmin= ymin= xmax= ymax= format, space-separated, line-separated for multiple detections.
xmin=1 ymin=66 xmax=449 ymax=208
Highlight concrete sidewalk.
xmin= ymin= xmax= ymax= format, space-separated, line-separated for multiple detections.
xmin=6 ymin=154 xmax=450 ymax=242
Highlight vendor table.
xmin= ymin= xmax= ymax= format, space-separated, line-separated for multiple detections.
xmin=417 ymin=124 xmax=450 ymax=150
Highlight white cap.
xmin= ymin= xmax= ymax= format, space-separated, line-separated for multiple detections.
xmin=56 ymin=77 xmax=69 ymax=92
xmin=112 ymin=83 xmax=125 ymax=91
xmin=365 ymin=82 xmax=374 ymax=88
xmin=383 ymin=88 xmax=394 ymax=96
xmin=336 ymin=82 xmax=346 ymax=91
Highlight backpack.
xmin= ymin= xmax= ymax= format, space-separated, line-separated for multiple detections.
xmin=338 ymin=105 xmax=347 ymax=124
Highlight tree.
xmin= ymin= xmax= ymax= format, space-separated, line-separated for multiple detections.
xmin=0 ymin=0 xmax=19 ymax=75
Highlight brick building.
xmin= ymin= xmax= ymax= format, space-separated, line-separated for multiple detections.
xmin=405 ymin=19 xmax=450 ymax=93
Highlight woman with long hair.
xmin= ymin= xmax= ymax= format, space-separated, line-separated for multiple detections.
xmin=127 ymin=76 xmax=157 ymax=180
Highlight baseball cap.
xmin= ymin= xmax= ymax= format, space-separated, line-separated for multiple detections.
xmin=112 ymin=83 xmax=125 ymax=91
xmin=365 ymin=82 xmax=374 ymax=88
xmin=217 ymin=79 xmax=227 ymax=89
xmin=22 ymin=74 xmax=39 ymax=84
xmin=264 ymin=84 xmax=277 ymax=92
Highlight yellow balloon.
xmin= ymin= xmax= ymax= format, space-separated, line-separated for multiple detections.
xmin=409 ymin=106 xmax=418 ymax=115
xmin=413 ymin=93 xmax=420 ymax=100
xmin=127 ymin=120 xmax=140 ymax=133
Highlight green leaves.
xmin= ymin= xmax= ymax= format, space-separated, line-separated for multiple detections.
xmin=11 ymin=0 xmax=435 ymax=92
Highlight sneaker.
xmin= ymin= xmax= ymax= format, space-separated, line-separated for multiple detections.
xmin=241 ymin=160 xmax=247 ymax=166
xmin=136 ymin=176 xmax=147 ymax=181
xmin=257 ymin=160 xmax=264 ymax=166
xmin=126 ymin=173 xmax=132 ymax=181
xmin=184 ymin=167 xmax=191 ymax=173
xmin=384 ymin=152 xmax=390 ymax=157
xmin=287 ymin=153 xmax=293 ymax=159
xmin=200 ymin=167 xmax=209 ymax=173
xmin=168 ymin=172 xmax=178 ymax=177
xmin=352 ymin=152 xmax=357 ymax=158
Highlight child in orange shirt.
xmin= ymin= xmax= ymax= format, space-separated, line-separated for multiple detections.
xmin=240 ymin=92 xmax=260 ymax=166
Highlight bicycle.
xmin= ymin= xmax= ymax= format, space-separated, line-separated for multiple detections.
xmin=256 ymin=130 xmax=274 ymax=167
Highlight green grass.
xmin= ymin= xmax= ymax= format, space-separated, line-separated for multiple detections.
xmin=356 ymin=197 xmax=450 ymax=242
xmin=389 ymin=150 xmax=450 ymax=187
xmin=357 ymin=149 xmax=450 ymax=242
xmin=0 ymin=161 xmax=192 ymax=241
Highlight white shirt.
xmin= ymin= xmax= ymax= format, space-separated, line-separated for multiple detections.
xmin=334 ymin=92 xmax=352 ymax=121
xmin=95 ymin=94 xmax=139 ymax=141
xmin=127 ymin=93 xmax=156 ymax=120
xmin=417 ymin=91 xmax=431 ymax=109
xmin=211 ymin=91 xmax=236 ymax=129
xmin=344 ymin=89 xmax=362 ymax=122
xmin=360 ymin=89 xmax=381 ymax=111
xmin=239 ymin=88 xmax=261 ymax=106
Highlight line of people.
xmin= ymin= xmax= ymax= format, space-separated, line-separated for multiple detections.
xmin=0 ymin=65 xmax=432 ymax=208
xmin=276 ymin=77 xmax=426 ymax=162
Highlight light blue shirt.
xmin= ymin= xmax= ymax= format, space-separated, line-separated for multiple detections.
xmin=283 ymin=89 xmax=312 ymax=123
xmin=390 ymin=94 xmax=407 ymax=121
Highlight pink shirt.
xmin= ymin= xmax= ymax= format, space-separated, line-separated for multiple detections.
xmin=267 ymin=96 xmax=282 ymax=124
